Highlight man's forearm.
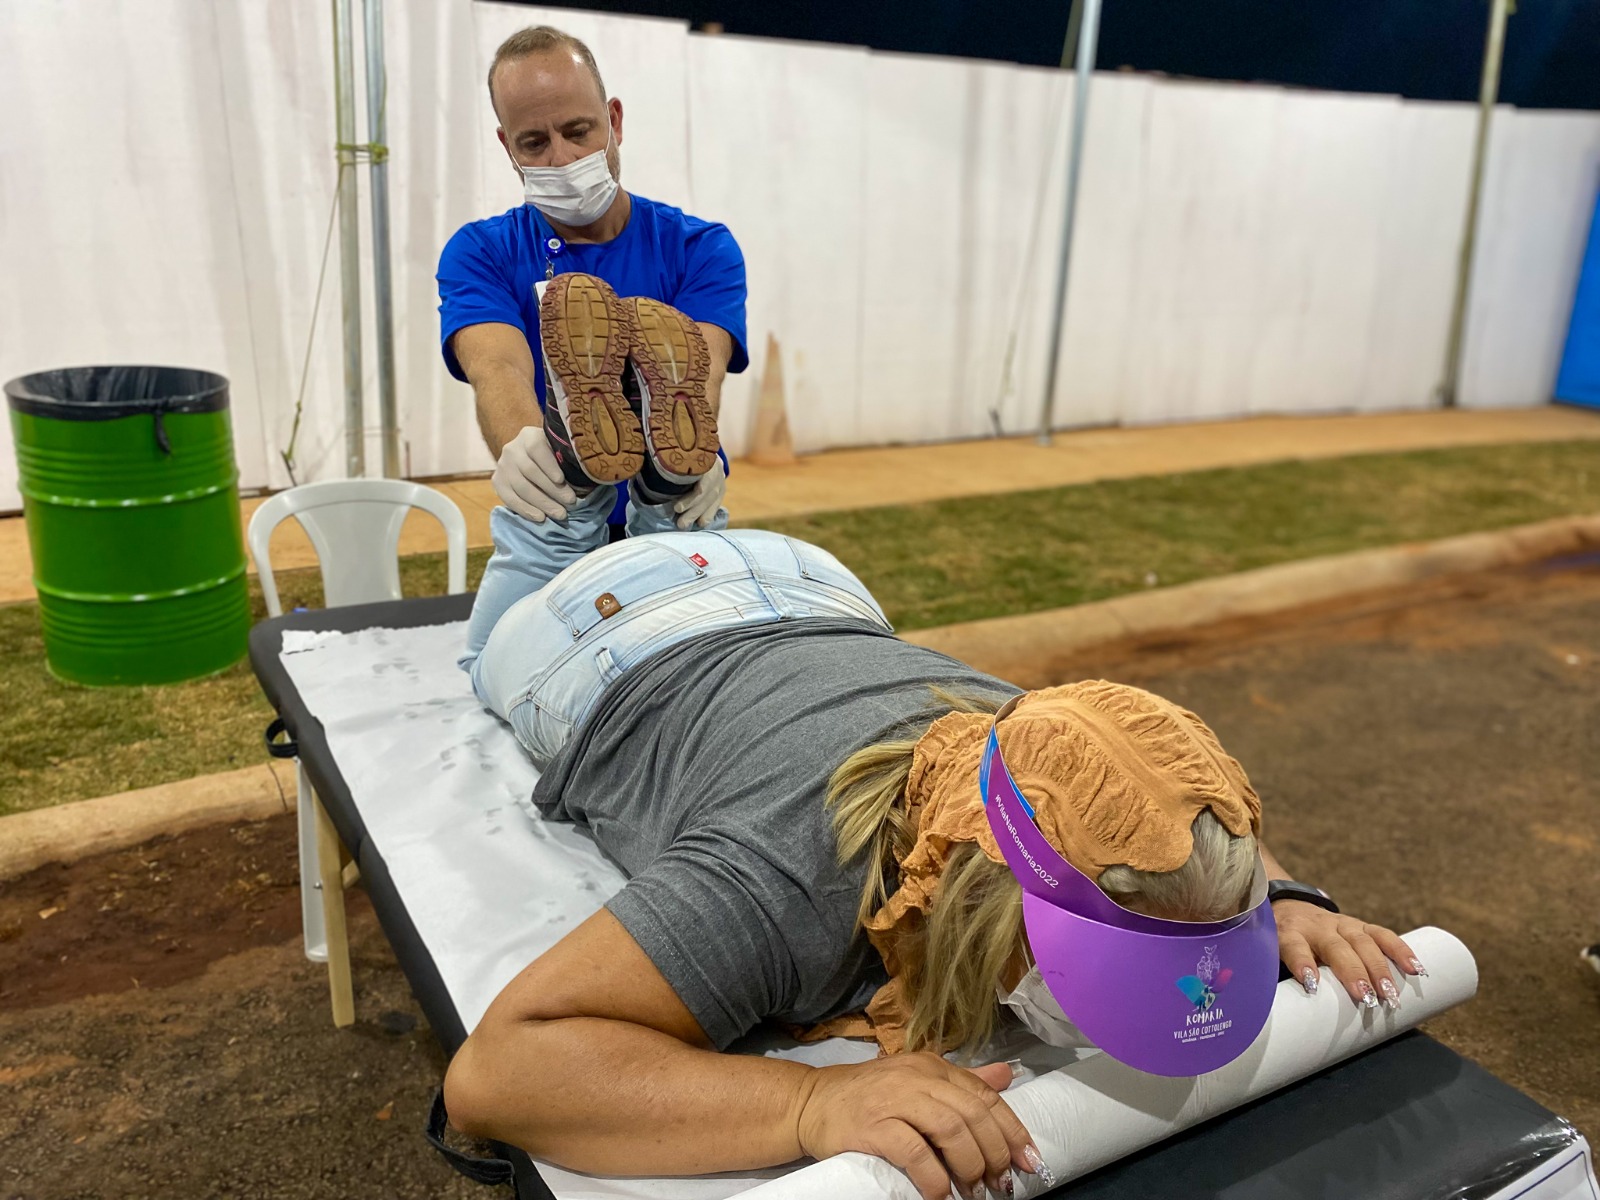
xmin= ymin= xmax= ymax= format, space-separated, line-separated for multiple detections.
xmin=696 ymin=322 xmax=733 ymax=417
xmin=705 ymin=348 xmax=728 ymax=417
xmin=448 ymin=1016 xmax=814 ymax=1176
xmin=472 ymin=362 xmax=543 ymax=458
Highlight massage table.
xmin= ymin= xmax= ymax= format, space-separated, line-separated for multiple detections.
xmin=250 ymin=594 xmax=1597 ymax=1200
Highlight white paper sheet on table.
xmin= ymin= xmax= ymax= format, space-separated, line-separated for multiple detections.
xmin=281 ymin=621 xmax=1482 ymax=1200
xmin=281 ymin=621 xmax=893 ymax=1199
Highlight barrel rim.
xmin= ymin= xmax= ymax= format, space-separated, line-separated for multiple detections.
xmin=17 ymin=475 xmax=240 ymax=509
xmin=33 ymin=564 xmax=248 ymax=604
xmin=5 ymin=366 xmax=228 ymax=421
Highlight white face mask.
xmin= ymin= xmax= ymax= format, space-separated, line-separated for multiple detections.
xmin=997 ymin=966 xmax=1094 ymax=1049
xmin=515 ymin=133 xmax=619 ymax=227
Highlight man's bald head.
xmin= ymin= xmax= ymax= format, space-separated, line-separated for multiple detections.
xmin=491 ymin=24 xmax=623 ymax=189
xmin=488 ymin=26 xmax=606 ymax=116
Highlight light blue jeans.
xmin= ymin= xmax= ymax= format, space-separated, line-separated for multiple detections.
xmin=460 ymin=490 xmax=890 ymax=767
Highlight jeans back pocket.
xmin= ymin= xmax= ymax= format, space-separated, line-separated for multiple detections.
xmin=544 ymin=541 xmax=706 ymax=639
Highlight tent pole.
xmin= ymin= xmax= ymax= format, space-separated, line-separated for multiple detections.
xmin=1437 ymin=0 xmax=1512 ymax=409
xmin=332 ymin=0 xmax=366 ymax=477
xmin=1036 ymin=0 xmax=1104 ymax=444
xmin=363 ymin=0 xmax=400 ymax=477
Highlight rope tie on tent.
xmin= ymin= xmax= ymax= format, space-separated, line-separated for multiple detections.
xmin=334 ymin=141 xmax=390 ymax=164
xmin=280 ymin=157 xmax=350 ymax=485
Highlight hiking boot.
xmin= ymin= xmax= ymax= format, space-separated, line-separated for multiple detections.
xmin=624 ymin=296 xmax=720 ymax=487
xmin=620 ymin=367 xmax=689 ymax=502
xmin=538 ymin=273 xmax=644 ymax=484
xmin=541 ymin=401 xmax=601 ymax=494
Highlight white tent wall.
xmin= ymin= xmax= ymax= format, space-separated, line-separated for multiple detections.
xmin=211 ymin=2 xmax=346 ymax=492
xmin=382 ymin=0 xmax=496 ymax=483
xmin=1044 ymin=72 xmax=1147 ymax=434
xmin=858 ymin=53 xmax=1085 ymax=447
xmin=0 ymin=1 xmax=271 ymax=511
xmin=1114 ymin=81 xmax=1287 ymax=425
xmin=1355 ymin=101 xmax=1477 ymax=412
xmin=3 ymin=1 xmax=1599 ymax=515
xmin=957 ymin=58 xmax=1085 ymax=438
xmin=684 ymin=34 xmax=872 ymax=456
xmin=1244 ymin=91 xmax=1398 ymax=417
xmin=1461 ymin=107 xmax=1600 ymax=409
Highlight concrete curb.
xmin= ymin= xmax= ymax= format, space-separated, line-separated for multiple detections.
xmin=0 ymin=761 xmax=296 ymax=882
xmin=4 ymin=511 xmax=1596 ymax=880
xmin=904 ymin=512 xmax=1600 ymax=687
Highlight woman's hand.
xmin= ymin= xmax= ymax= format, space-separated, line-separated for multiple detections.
xmin=1272 ymin=900 xmax=1426 ymax=1011
xmin=793 ymin=1053 xmax=1043 ymax=1200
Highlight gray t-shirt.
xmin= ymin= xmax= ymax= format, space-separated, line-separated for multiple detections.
xmin=531 ymin=617 xmax=1019 ymax=1050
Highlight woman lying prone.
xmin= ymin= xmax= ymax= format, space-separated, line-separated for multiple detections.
xmin=445 ymin=525 xmax=1421 ymax=1200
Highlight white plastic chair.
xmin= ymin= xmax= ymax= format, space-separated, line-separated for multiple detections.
xmin=247 ymin=479 xmax=468 ymax=1025
xmin=249 ymin=478 xmax=468 ymax=619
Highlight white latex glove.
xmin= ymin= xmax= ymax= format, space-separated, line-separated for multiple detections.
xmin=673 ymin=459 xmax=727 ymax=529
xmin=493 ymin=425 xmax=577 ymax=522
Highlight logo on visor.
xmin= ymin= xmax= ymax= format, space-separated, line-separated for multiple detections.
xmin=1174 ymin=944 xmax=1234 ymax=1012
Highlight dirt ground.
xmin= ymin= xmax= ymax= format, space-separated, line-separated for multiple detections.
xmin=2 ymin=556 xmax=1598 ymax=1198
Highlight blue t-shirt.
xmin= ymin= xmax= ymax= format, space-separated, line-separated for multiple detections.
xmin=438 ymin=194 xmax=748 ymax=522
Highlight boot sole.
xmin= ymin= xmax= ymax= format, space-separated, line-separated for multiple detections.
xmin=540 ymin=274 xmax=644 ymax=484
xmin=628 ymin=298 xmax=720 ymax=480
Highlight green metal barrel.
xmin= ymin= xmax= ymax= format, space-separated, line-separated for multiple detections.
xmin=5 ymin=366 xmax=250 ymax=686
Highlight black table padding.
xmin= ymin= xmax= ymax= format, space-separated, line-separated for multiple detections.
xmin=1060 ymin=1031 xmax=1573 ymax=1198
xmin=250 ymin=596 xmax=1576 ymax=1200
xmin=251 ymin=593 xmax=477 ymax=1056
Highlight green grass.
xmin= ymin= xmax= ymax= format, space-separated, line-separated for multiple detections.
xmin=754 ymin=439 xmax=1600 ymax=629
xmin=0 ymin=556 xmax=487 ymax=820
xmin=2 ymin=439 xmax=1597 ymax=817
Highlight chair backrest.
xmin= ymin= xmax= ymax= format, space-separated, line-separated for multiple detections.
xmin=247 ymin=479 xmax=469 ymax=618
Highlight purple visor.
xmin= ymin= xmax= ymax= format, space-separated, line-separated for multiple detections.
xmin=981 ymin=696 xmax=1279 ymax=1076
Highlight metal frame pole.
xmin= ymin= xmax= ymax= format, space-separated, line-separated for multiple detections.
xmin=1036 ymin=0 xmax=1104 ymax=444
xmin=1437 ymin=0 xmax=1512 ymax=409
xmin=332 ymin=0 xmax=365 ymax=477
xmin=363 ymin=0 xmax=400 ymax=478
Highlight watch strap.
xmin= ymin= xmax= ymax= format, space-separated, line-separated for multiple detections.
xmin=1267 ymin=880 xmax=1340 ymax=914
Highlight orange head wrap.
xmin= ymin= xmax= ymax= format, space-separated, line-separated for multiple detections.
xmin=806 ymin=681 xmax=1261 ymax=1053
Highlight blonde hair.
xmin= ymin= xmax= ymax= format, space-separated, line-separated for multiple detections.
xmin=827 ymin=692 xmax=1259 ymax=1057
xmin=1099 ymin=810 xmax=1257 ymax=921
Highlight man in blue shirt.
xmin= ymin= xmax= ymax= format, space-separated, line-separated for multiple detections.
xmin=437 ymin=25 xmax=748 ymax=535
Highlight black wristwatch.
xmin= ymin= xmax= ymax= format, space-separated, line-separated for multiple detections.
xmin=1267 ymin=880 xmax=1340 ymax=914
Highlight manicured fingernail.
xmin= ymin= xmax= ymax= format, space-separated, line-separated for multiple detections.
xmin=1300 ymin=968 xmax=1319 ymax=995
xmin=1409 ymin=958 xmax=1429 ymax=977
xmin=1005 ymin=1057 xmax=1025 ymax=1080
xmin=1000 ymin=1171 xmax=1016 ymax=1199
xmin=1023 ymin=1144 xmax=1056 ymax=1187
xmin=1357 ymin=981 xmax=1379 ymax=1010
xmin=1378 ymin=977 xmax=1401 ymax=1010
